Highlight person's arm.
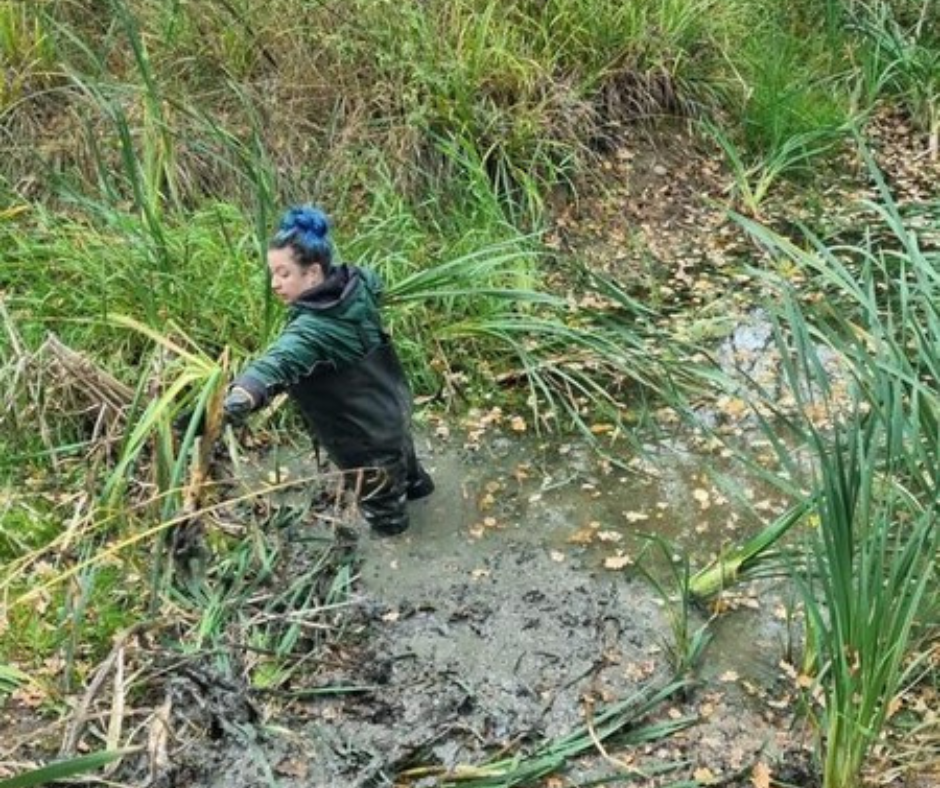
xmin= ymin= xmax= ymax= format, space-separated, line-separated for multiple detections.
xmin=224 ymin=315 xmax=329 ymax=421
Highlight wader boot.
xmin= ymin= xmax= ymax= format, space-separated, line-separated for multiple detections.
xmin=351 ymin=452 xmax=411 ymax=536
xmin=404 ymin=436 xmax=435 ymax=501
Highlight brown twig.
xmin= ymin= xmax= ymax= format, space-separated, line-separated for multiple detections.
xmin=59 ymin=626 xmax=144 ymax=756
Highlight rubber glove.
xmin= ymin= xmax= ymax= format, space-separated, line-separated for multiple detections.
xmin=222 ymin=386 xmax=256 ymax=425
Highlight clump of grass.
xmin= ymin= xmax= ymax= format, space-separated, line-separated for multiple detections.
xmin=734 ymin=15 xmax=850 ymax=156
xmin=702 ymin=121 xmax=845 ymax=217
xmin=635 ymin=536 xmax=713 ymax=682
xmin=8 ymin=0 xmax=875 ymax=219
xmin=0 ymin=662 xmax=30 ymax=695
xmin=799 ymin=388 xmax=936 ymax=788
xmin=690 ymin=141 xmax=938 ymax=785
xmin=0 ymin=1 xmax=57 ymax=110
xmin=851 ymin=0 xmax=940 ymax=155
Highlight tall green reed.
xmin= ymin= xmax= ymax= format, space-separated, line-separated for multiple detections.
xmin=700 ymin=142 xmax=938 ymax=785
xmin=799 ymin=376 xmax=936 ymax=788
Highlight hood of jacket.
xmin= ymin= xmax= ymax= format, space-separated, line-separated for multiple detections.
xmin=290 ymin=264 xmax=381 ymax=319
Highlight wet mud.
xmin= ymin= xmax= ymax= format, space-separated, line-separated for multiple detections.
xmin=162 ymin=435 xmax=798 ymax=788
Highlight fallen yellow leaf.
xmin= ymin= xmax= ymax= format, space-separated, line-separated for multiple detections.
xmin=694 ymin=766 xmax=718 ymax=785
xmin=604 ymin=553 xmax=633 ymax=570
xmin=693 ymin=488 xmax=711 ymax=509
xmin=751 ymin=761 xmax=771 ymax=788
xmin=567 ymin=527 xmax=596 ymax=545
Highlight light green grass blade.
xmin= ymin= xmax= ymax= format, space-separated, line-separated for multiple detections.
xmin=0 ymin=750 xmax=133 ymax=788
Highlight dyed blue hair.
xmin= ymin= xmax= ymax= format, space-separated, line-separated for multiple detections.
xmin=270 ymin=205 xmax=333 ymax=272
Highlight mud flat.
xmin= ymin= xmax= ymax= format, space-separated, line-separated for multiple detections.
xmin=162 ymin=436 xmax=799 ymax=788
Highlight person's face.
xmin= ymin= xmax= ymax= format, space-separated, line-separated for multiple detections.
xmin=267 ymin=247 xmax=323 ymax=304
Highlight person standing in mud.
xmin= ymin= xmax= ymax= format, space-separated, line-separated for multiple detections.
xmin=223 ymin=205 xmax=434 ymax=535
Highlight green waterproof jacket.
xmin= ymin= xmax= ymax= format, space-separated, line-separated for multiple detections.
xmin=233 ymin=264 xmax=414 ymax=466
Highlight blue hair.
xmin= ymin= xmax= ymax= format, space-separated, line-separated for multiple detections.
xmin=270 ymin=205 xmax=333 ymax=271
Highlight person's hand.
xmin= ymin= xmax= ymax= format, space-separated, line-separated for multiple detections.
xmin=222 ymin=386 xmax=256 ymax=425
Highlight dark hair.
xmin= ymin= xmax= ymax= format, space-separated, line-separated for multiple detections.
xmin=270 ymin=205 xmax=333 ymax=273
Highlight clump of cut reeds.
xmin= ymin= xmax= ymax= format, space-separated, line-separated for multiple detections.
xmin=688 ymin=499 xmax=810 ymax=601
xmin=167 ymin=509 xmax=357 ymax=689
xmin=398 ymin=678 xmax=696 ymax=788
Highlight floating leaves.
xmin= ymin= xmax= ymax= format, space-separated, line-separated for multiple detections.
xmin=469 ymin=516 xmax=503 ymax=539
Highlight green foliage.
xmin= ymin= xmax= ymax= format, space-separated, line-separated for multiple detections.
xmin=0 ymin=204 xmax=267 ymax=359
xmin=0 ymin=663 xmax=30 ymax=695
xmin=636 ymin=536 xmax=713 ymax=680
xmin=690 ymin=1 xmax=855 ymax=213
xmin=7 ymin=0 xmax=885 ymax=217
xmin=715 ymin=144 xmax=939 ymax=787
xmin=703 ymin=121 xmax=845 ymax=216
xmin=0 ymin=750 xmax=132 ymax=788
xmin=0 ymin=501 xmax=61 ymax=562
xmin=803 ymin=391 xmax=935 ymax=788
xmin=0 ymin=1 xmax=57 ymax=109
xmin=1 ymin=562 xmax=141 ymax=679
xmin=851 ymin=1 xmax=940 ymax=142
xmin=735 ymin=22 xmax=849 ymax=155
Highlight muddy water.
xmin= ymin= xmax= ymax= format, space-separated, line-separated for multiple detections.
xmin=196 ymin=433 xmax=795 ymax=787
xmin=297 ymin=435 xmax=789 ymax=786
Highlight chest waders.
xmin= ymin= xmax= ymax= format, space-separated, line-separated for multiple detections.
xmin=288 ymin=336 xmax=429 ymax=535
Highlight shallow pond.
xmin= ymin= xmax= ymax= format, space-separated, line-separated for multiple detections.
xmin=219 ymin=430 xmax=802 ymax=787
